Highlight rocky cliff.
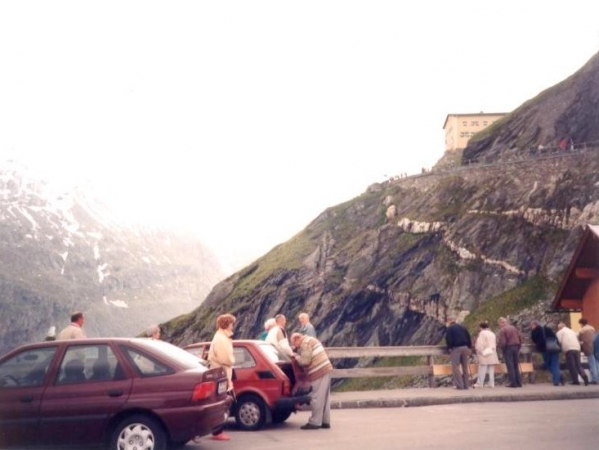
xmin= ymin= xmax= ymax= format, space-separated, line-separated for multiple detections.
xmin=162 ymin=51 xmax=599 ymax=351
xmin=463 ymin=51 xmax=599 ymax=163
xmin=0 ymin=163 xmax=224 ymax=354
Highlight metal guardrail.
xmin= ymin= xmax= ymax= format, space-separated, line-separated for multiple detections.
xmin=325 ymin=345 xmax=536 ymax=387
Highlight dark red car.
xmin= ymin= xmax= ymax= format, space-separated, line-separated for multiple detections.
xmin=0 ymin=338 xmax=230 ymax=449
xmin=184 ymin=340 xmax=310 ymax=431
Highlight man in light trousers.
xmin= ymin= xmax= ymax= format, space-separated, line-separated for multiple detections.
xmin=291 ymin=332 xmax=333 ymax=430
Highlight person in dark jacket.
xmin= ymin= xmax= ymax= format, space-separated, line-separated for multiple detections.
xmin=445 ymin=316 xmax=472 ymax=390
xmin=530 ymin=320 xmax=563 ymax=386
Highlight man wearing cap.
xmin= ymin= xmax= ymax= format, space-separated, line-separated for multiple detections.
xmin=445 ymin=316 xmax=472 ymax=390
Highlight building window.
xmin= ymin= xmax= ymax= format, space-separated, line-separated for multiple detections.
xmin=483 ymin=121 xmax=488 ymax=126
xmin=462 ymin=121 xmax=467 ymax=127
xmin=471 ymin=121 xmax=479 ymax=126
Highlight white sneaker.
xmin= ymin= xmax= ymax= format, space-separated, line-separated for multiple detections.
xmin=472 ymin=384 xmax=483 ymax=388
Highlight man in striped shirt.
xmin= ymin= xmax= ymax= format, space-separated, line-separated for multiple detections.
xmin=290 ymin=332 xmax=333 ymax=430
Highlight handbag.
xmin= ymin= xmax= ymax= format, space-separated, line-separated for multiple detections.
xmin=482 ymin=347 xmax=493 ymax=356
xmin=542 ymin=326 xmax=561 ymax=353
xmin=545 ymin=336 xmax=561 ymax=353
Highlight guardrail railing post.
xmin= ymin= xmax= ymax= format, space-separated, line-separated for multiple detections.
xmin=427 ymin=355 xmax=435 ymax=388
xmin=526 ymin=352 xmax=535 ymax=384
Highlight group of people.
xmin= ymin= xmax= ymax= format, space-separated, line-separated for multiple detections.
xmin=446 ymin=315 xmax=599 ymax=390
xmin=52 ymin=309 xmax=330 ymax=439
xmin=259 ymin=312 xmax=317 ymax=358
xmin=206 ymin=311 xmax=331 ymax=440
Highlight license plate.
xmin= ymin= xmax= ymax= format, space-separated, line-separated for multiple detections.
xmin=218 ymin=381 xmax=227 ymax=394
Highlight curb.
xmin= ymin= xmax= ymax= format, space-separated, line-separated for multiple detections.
xmin=331 ymin=390 xmax=599 ymax=409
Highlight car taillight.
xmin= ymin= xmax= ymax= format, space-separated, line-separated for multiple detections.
xmin=192 ymin=381 xmax=216 ymax=401
xmin=282 ymin=378 xmax=291 ymax=396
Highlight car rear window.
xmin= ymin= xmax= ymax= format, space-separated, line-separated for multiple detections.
xmin=134 ymin=339 xmax=208 ymax=370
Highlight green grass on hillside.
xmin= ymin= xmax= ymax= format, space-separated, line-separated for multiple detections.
xmin=334 ymin=356 xmax=429 ymax=392
xmin=462 ymin=275 xmax=556 ymax=335
xmin=228 ymin=232 xmax=316 ymax=300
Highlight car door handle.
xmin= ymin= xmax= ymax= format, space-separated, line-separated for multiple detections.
xmin=107 ymin=390 xmax=123 ymax=397
xmin=19 ymin=396 xmax=34 ymax=403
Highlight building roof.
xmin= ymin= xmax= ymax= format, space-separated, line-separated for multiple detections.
xmin=552 ymin=224 xmax=599 ymax=311
xmin=442 ymin=112 xmax=507 ymax=130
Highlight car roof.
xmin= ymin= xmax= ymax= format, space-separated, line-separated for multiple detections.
xmin=1 ymin=338 xmax=199 ymax=365
xmin=6 ymin=337 xmax=150 ymax=351
xmin=185 ymin=339 xmax=265 ymax=347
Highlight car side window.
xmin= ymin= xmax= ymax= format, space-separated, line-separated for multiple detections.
xmin=233 ymin=347 xmax=256 ymax=369
xmin=57 ymin=344 xmax=122 ymax=385
xmin=0 ymin=347 xmax=57 ymax=388
xmin=123 ymin=348 xmax=172 ymax=377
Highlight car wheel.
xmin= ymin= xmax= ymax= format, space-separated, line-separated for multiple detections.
xmin=271 ymin=410 xmax=292 ymax=424
xmin=234 ymin=394 xmax=267 ymax=431
xmin=109 ymin=414 xmax=167 ymax=450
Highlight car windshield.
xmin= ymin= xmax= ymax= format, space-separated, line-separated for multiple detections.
xmin=257 ymin=342 xmax=283 ymax=363
xmin=134 ymin=339 xmax=208 ymax=370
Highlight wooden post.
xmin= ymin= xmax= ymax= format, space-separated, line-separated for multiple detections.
xmin=526 ymin=352 xmax=535 ymax=384
xmin=427 ymin=355 xmax=435 ymax=388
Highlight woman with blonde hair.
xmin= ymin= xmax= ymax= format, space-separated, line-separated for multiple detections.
xmin=474 ymin=321 xmax=499 ymax=388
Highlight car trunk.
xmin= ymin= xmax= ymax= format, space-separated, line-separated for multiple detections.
xmin=277 ymin=360 xmax=310 ymax=396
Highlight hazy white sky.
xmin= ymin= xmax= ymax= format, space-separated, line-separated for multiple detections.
xmin=1 ymin=1 xmax=598 ymax=272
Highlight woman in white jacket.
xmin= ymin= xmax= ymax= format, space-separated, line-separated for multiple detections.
xmin=474 ymin=321 xmax=500 ymax=387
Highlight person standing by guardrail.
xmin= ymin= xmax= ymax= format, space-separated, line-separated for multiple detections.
xmin=473 ymin=321 xmax=499 ymax=388
xmin=444 ymin=316 xmax=472 ymax=390
xmin=577 ymin=318 xmax=598 ymax=384
xmin=497 ymin=317 xmax=523 ymax=388
xmin=530 ymin=320 xmax=563 ymax=386
xmin=557 ymin=322 xmax=589 ymax=386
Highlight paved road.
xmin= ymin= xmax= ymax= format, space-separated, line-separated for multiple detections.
xmin=188 ymin=399 xmax=599 ymax=450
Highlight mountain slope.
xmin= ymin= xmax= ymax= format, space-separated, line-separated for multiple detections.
xmin=0 ymin=163 xmax=224 ymax=354
xmin=463 ymin=52 xmax=599 ymax=163
xmin=162 ymin=51 xmax=599 ymax=349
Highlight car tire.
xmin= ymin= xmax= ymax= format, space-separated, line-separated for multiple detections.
xmin=109 ymin=414 xmax=167 ymax=450
xmin=234 ymin=394 xmax=267 ymax=431
xmin=271 ymin=410 xmax=292 ymax=424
